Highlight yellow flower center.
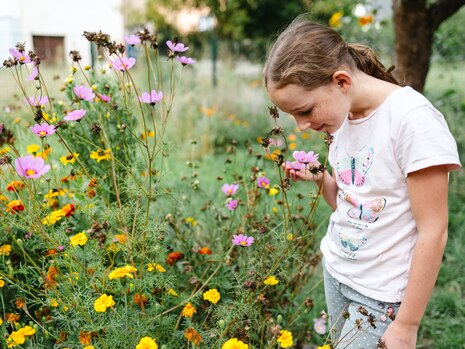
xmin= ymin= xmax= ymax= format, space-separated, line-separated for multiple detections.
xmin=26 ymin=169 xmax=36 ymax=176
xmin=39 ymin=131 xmax=47 ymax=136
xmin=239 ymin=241 xmax=247 ymax=245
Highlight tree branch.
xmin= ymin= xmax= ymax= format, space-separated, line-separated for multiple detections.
xmin=428 ymin=0 xmax=465 ymax=30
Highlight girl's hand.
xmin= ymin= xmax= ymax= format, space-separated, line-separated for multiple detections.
xmin=380 ymin=320 xmax=417 ymax=349
xmin=282 ymin=161 xmax=324 ymax=183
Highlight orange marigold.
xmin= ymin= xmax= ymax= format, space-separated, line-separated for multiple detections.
xmin=61 ymin=203 xmax=75 ymax=217
xmin=5 ymin=313 xmax=20 ymax=323
xmin=6 ymin=200 xmax=25 ymax=213
xmin=166 ymin=251 xmax=184 ymax=266
xmin=198 ymin=247 xmax=212 ymax=255
xmin=184 ymin=327 xmax=202 ymax=345
xmin=133 ymin=293 xmax=148 ymax=308
xmin=15 ymin=298 xmax=26 ymax=309
xmin=79 ymin=331 xmax=92 ymax=345
xmin=7 ymin=180 xmax=25 ymax=192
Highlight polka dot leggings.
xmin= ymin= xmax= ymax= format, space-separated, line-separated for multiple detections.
xmin=323 ymin=263 xmax=401 ymax=349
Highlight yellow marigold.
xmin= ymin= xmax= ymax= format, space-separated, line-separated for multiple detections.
xmin=26 ymin=144 xmax=40 ymax=154
xmin=90 ymin=148 xmax=111 ymax=162
xmin=7 ymin=331 xmax=26 ymax=347
xmin=0 ymin=244 xmax=12 ymax=256
xmin=147 ymin=263 xmax=166 ymax=272
xmin=185 ymin=216 xmax=197 ymax=226
xmin=222 ymin=338 xmax=249 ymax=349
xmin=184 ymin=327 xmax=202 ymax=345
xmin=0 ymin=145 xmax=10 ymax=155
xmin=60 ymin=152 xmax=80 ymax=165
xmin=329 ymin=11 xmax=343 ymax=28
xmin=50 ymin=299 xmax=59 ymax=307
xmin=83 ymin=346 xmax=96 ymax=349
xmin=317 ymin=345 xmax=331 ymax=349
xmin=37 ymin=145 xmax=52 ymax=160
xmin=181 ymin=303 xmax=196 ymax=318
xmin=203 ymin=289 xmax=221 ymax=304
xmin=6 ymin=326 xmax=36 ymax=348
xmin=268 ymin=187 xmax=279 ymax=196
xmin=0 ymin=276 xmax=5 ymax=287
xmin=277 ymin=330 xmax=293 ymax=348
xmin=42 ymin=209 xmax=66 ymax=225
xmin=0 ymin=318 xmax=2 ymax=325
xmin=108 ymin=265 xmax=137 ymax=280
xmin=113 ymin=234 xmax=127 ymax=243
xmin=136 ymin=336 xmax=158 ymax=349
xmin=264 ymin=276 xmax=279 ymax=286
xmin=94 ymin=294 xmax=115 ymax=312
xmin=167 ymin=288 xmax=178 ymax=296
xmin=70 ymin=232 xmax=88 ymax=247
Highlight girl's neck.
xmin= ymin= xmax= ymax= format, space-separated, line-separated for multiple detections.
xmin=349 ymin=73 xmax=401 ymax=120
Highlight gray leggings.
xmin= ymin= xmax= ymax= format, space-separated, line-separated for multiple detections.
xmin=323 ymin=263 xmax=401 ymax=349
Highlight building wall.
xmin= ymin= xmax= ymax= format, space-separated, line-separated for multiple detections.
xmin=1 ymin=0 xmax=125 ymax=65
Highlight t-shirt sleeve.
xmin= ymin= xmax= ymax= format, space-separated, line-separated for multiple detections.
xmin=395 ymin=104 xmax=461 ymax=177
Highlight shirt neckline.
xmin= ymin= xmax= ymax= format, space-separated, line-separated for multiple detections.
xmin=347 ymin=86 xmax=409 ymax=125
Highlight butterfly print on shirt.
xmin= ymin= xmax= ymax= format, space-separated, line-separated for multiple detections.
xmin=336 ymin=146 xmax=374 ymax=186
xmin=341 ymin=191 xmax=387 ymax=224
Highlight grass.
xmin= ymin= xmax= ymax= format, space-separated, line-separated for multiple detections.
xmin=1 ymin=57 xmax=464 ymax=348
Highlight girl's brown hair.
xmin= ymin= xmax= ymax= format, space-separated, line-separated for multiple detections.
xmin=263 ymin=16 xmax=397 ymax=90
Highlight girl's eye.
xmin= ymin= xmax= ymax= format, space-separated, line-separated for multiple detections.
xmin=301 ymin=108 xmax=312 ymax=116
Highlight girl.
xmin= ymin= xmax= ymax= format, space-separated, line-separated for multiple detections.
xmin=263 ymin=16 xmax=461 ymax=348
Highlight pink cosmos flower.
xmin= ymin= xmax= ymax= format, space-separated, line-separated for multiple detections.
xmin=138 ymin=90 xmax=163 ymax=105
xmin=285 ymin=160 xmax=305 ymax=171
xmin=125 ymin=35 xmax=141 ymax=46
xmin=176 ymin=56 xmax=194 ymax=66
xmin=28 ymin=66 xmax=39 ymax=80
xmin=232 ymin=234 xmax=254 ymax=247
xmin=257 ymin=176 xmax=270 ymax=189
xmin=293 ymin=150 xmax=319 ymax=164
xmin=99 ymin=94 xmax=111 ymax=103
xmin=64 ymin=109 xmax=87 ymax=122
xmin=226 ymin=199 xmax=238 ymax=211
xmin=313 ymin=318 xmax=326 ymax=335
xmin=25 ymin=96 xmax=48 ymax=107
xmin=15 ymin=155 xmax=51 ymax=179
xmin=9 ymin=48 xmax=31 ymax=64
xmin=221 ymin=183 xmax=239 ymax=197
xmin=74 ymin=85 xmax=95 ymax=101
xmin=111 ymin=57 xmax=136 ymax=71
xmin=166 ymin=40 xmax=189 ymax=53
xmin=30 ymin=123 xmax=56 ymax=137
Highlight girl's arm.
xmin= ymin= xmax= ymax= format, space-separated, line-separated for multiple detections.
xmin=382 ymin=165 xmax=449 ymax=349
xmin=282 ymin=163 xmax=338 ymax=210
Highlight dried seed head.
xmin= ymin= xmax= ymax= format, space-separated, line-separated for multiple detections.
xmin=69 ymin=50 xmax=82 ymax=62
xmin=268 ymin=105 xmax=279 ymax=120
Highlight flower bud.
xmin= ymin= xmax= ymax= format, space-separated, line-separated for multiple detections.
xmin=277 ymin=314 xmax=283 ymax=324
xmin=218 ymin=319 xmax=226 ymax=329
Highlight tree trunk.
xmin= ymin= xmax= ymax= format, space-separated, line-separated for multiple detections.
xmin=392 ymin=0 xmax=465 ymax=93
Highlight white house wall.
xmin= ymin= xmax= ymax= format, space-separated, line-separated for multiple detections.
xmin=1 ymin=0 xmax=125 ymax=65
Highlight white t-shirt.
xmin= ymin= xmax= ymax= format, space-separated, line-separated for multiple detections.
xmin=320 ymin=86 xmax=461 ymax=302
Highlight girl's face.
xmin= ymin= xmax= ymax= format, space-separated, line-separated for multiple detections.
xmin=268 ymin=80 xmax=351 ymax=134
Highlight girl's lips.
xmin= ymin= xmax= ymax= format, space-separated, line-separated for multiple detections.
xmin=312 ymin=124 xmax=325 ymax=131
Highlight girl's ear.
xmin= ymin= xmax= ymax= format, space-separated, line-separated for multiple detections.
xmin=332 ymin=70 xmax=352 ymax=91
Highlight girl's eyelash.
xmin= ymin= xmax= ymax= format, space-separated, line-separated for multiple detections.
xmin=301 ymin=108 xmax=312 ymax=116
